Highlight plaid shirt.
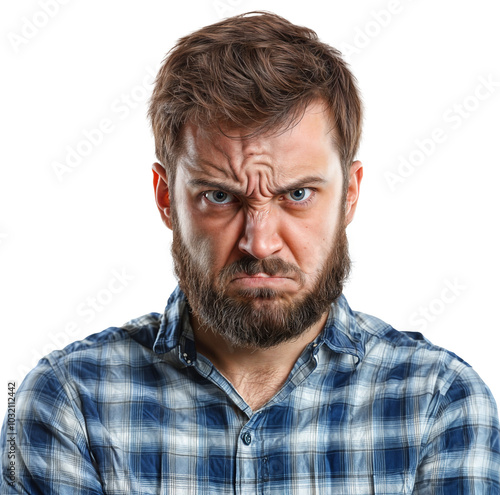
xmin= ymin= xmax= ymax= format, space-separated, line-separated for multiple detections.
xmin=1 ymin=286 xmax=499 ymax=494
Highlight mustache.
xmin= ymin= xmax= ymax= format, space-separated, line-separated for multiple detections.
xmin=218 ymin=256 xmax=306 ymax=286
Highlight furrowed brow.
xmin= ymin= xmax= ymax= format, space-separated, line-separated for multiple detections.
xmin=273 ymin=176 xmax=327 ymax=195
xmin=187 ymin=175 xmax=327 ymax=197
xmin=187 ymin=178 xmax=242 ymax=196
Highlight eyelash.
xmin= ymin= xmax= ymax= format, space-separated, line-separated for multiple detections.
xmin=202 ymin=188 xmax=317 ymax=208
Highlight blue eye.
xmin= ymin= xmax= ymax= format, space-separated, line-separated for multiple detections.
xmin=285 ymin=188 xmax=312 ymax=202
xmin=204 ymin=190 xmax=236 ymax=204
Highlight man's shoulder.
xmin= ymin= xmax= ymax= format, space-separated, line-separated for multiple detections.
xmin=55 ymin=311 xmax=163 ymax=361
xmin=347 ymin=305 xmax=492 ymax=401
xmin=19 ymin=311 xmax=163 ymax=389
xmin=336 ymin=304 xmax=496 ymax=417
xmin=342 ymin=306 xmax=482 ymax=393
xmin=354 ymin=307 xmax=465 ymax=363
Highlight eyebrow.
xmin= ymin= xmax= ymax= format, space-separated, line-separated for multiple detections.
xmin=187 ymin=176 xmax=327 ymax=196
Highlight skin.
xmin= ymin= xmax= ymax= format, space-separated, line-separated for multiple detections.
xmin=153 ymin=100 xmax=363 ymax=409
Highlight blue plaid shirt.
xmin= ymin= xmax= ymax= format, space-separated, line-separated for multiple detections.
xmin=1 ymin=286 xmax=499 ymax=494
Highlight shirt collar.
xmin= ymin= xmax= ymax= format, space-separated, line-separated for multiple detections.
xmin=320 ymin=294 xmax=365 ymax=363
xmin=153 ymin=286 xmax=365 ymax=363
xmin=152 ymin=286 xmax=192 ymax=355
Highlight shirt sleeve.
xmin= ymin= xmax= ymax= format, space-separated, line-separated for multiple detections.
xmin=0 ymin=360 xmax=104 ymax=494
xmin=413 ymin=365 xmax=500 ymax=494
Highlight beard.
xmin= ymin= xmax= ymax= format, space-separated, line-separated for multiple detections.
xmin=170 ymin=211 xmax=351 ymax=349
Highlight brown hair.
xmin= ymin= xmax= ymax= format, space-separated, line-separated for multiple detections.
xmin=148 ymin=11 xmax=363 ymax=192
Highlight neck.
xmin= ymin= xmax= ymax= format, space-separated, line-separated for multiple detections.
xmin=191 ymin=313 xmax=328 ymax=410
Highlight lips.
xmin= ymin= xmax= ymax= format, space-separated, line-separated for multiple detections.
xmin=229 ymin=272 xmax=297 ymax=290
xmin=218 ymin=256 xmax=306 ymax=288
xmin=232 ymin=272 xmax=291 ymax=280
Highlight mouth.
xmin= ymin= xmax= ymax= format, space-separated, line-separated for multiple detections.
xmin=230 ymin=272 xmax=295 ymax=287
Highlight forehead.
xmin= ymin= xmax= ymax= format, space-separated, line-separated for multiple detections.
xmin=177 ymin=101 xmax=341 ymax=189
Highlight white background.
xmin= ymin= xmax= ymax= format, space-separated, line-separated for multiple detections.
xmin=1 ymin=0 xmax=499 ymax=420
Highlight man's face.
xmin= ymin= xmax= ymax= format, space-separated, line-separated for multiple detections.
xmin=154 ymin=101 xmax=362 ymax=348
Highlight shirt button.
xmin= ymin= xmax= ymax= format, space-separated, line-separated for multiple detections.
xmin=242 ymin=432 xmax=252 ymax=445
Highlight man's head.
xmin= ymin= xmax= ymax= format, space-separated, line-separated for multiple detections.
xmin=149 ymin=11 xmax=363 ymax=194
xmin=149 ymin=12 xmax=363 ymax=348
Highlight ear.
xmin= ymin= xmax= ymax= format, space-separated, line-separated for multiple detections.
xmin=152 ymin=162 xmax=173 ymax=230
xmin=344 ymin=160 xmax=363 ymax=226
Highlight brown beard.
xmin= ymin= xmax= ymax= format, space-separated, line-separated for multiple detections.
xmin=170 ymin=209 xmax=351 ymax=349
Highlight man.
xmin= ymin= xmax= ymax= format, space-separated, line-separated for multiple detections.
xmin=1 ymin=11 xmax=499 ymax=494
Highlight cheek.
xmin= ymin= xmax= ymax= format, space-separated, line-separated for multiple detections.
xmin=282 ymin=208 xmax=340 ymax=273
xmin=178 ymin=200 xmax=244 ymax=266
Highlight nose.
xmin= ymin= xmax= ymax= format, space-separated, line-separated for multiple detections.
xmin=238 ymin=209 xmax=283 ymax=260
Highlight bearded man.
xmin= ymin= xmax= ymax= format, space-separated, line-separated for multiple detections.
xmin=1 ymin=11 xmax=499 ymax=495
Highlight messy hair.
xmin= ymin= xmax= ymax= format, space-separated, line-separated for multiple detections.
xmin=148 ymin=11 xmax=363 ymax=191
